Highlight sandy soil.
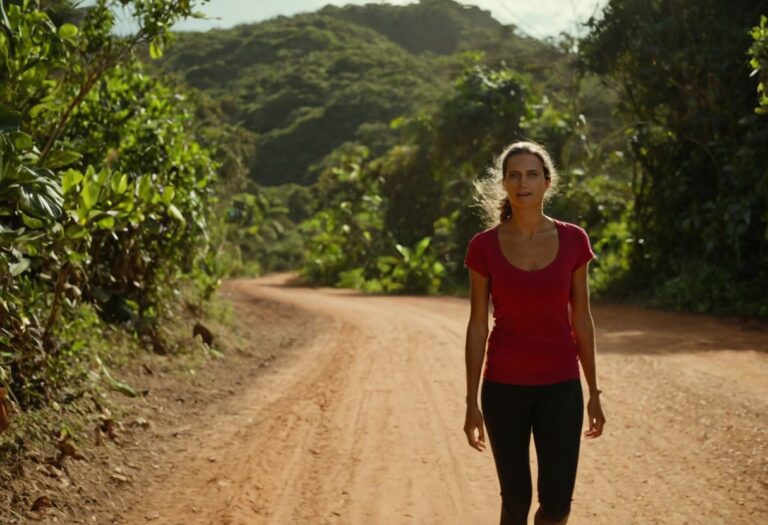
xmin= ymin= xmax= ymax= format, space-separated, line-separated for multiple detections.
xmin=103 ymin=273 xmax=768 ymax=525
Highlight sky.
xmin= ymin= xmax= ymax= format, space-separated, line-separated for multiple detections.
xmin=110 ymin=0 xmax=609 ymax=40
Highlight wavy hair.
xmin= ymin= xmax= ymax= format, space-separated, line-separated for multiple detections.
xmin=472 ymin=141 xmax=559 ymax=228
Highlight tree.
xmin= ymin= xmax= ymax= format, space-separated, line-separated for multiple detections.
xmin=580 ymin=0 xmax=768 ymax=315
xmin=0 ymin=0 xmax=216 ymax=409
xmin=750 ymin=15 xmax=768 ymax=114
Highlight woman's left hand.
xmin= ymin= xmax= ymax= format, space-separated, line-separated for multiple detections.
xmin=584 ymin=395 xmax=606 ymax=439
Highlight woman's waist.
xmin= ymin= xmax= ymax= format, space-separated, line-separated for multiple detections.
xmin=489 ymin=325 xmax=575 ymax=345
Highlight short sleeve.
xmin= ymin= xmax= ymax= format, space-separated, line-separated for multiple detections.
xmin=464 ymin=233 xmax=490 ymax=278
xmin=572 ymin=226 xmax=597 ymax=271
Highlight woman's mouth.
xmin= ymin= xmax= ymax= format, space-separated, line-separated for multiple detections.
xmin=516 ymin=192 xmax=532 ymax=197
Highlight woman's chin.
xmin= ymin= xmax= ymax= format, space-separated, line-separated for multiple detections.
xmin=511 ymin=196 xmax=541 ymax=208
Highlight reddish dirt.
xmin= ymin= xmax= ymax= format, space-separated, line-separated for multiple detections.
xmin=20 ymin=272 xmax=767 ymax=524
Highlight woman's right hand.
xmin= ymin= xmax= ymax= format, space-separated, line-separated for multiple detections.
xmin=463 ymin=404 xmax=486 ymax=452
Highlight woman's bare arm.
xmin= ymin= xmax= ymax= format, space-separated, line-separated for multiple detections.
xmin=571 ymin=261 xmax=605 ymax=438
xmin=464 ymin=268 xmax=490 ymax=451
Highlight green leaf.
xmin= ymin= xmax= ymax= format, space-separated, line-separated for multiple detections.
xmin=138 ymin=175 xmax=154 ymax=201
xmin=149 ymin=38 xmax=163 ymax=59
xmin=96 ymin=356 xmax=138 ymax=398
xmin=167 ymin=204 xmax=186 ymax=225
xmin=21 ymin=212 xmax=44 ymax=229
xmin=45 ymin=148 xmax=82 ymax=169
xmin=0 ymin=1 xmax=12 ymax=34
xmin=29 ymin=100 xmax=57 ymax=118
xmin=162 ymin=185 xmax=175 ymax=204
xmin=15 ymin=230 xmax=46 ymax=243
xmin=17 ymin=167 xmax=64 ymax=219
xmin=395 ymin=243 xmax=409 ymax=261
xmin=12 ymin=132 xmax=34 ymax=151
xmin=65 ymin=224 xmax=88 ymax=240
xmin=111 ymin=173 xmax=128 ymax=195
xmin=58 ymin=23 xmax=78 ymax=40
xmin=95 ymin=167 xmax=109 ymax=193
xmin=414 ymin=236 xmax=431 ymax=257
xmin=390 ymin=116 xmax=406 ymax=129
xmin=96 ymin=215 xmax=115 ymax=228
xmin=10 ymin=258 xmax=30 ymax=276
xmin=61 ymin=169 xmax=84 ymax=194
xmin=80 ymin=177 xmax=99 ymax=210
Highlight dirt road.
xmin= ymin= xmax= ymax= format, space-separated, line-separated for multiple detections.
xmin=120 ymin=273 xmax=768 ymax=524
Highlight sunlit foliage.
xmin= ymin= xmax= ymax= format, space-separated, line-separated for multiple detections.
xmin=580 ymin=0 xmax=768 ymax=315
xmin=0 ymin=0 xmax=216 ymax=409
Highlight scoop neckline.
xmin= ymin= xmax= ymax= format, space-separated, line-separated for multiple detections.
xmin=495 ymin=218 xmax=562 ymax=273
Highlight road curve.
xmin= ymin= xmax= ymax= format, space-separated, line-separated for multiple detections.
xmin=120 ymin=273 xmax=768 ymax=524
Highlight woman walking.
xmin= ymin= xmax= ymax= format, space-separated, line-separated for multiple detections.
xmin=463 ymin=141 xmax=605 ymax=525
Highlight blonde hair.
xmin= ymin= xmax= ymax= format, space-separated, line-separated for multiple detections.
xmin=472 ymin=141 xmax=559 ymax=228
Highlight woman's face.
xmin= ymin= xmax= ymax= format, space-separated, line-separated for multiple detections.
xmin=503 ymin=153 xmax=550 ymax=209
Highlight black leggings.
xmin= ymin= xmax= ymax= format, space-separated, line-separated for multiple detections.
xmin=481 ymin=378 xmax=583 ymax=524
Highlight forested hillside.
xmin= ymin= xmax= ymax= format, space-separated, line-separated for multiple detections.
xmin=320 ymin=0 xmax=503 ymax=55
xmin=156 ymin=0 xmax=575 ymax=186
xmin=158 ymin=15 xmax=450 ymax=186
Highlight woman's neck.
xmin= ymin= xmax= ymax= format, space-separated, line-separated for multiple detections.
xmin=506 ymin=208 xmax=550 ymax=239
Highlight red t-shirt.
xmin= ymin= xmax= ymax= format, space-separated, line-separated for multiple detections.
xmin=464 ymin=219 xmax=596 ymax=385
